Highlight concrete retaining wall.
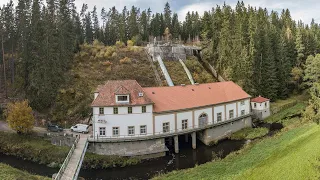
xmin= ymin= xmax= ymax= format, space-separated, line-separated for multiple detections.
xmin=198 ymin=117 xmax=252 ymax=145
xmin=87 ymin=138 xmax=167 ymax=158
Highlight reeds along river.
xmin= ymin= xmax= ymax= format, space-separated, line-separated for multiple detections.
xmin=0 ymin=122 xmax=283 ymax=180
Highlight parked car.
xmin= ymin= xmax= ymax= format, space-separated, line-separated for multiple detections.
xmin=47 ymin=124 xmax=63 ymax=132
xmin=70 ymin=124 xmax=89 ymax=133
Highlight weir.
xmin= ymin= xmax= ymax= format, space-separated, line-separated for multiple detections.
xmin=155 ymin=54 xmax=174 ymax=86
xmin=179 ymin=58 xmax=195 ymax=85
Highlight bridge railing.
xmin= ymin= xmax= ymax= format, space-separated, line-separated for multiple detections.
xmin=89 ymin=112 xmax=252 ymax=142
xmin=72 ymin=137 xmax=89 ymax=180
xmin=54 ymin=134 xmax=80 ymax=180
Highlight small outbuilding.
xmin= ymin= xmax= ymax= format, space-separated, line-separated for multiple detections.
xmin=251 ymin=96 xmax=270 ymax=120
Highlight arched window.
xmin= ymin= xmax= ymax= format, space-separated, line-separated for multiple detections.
xmin=199 ymin=113 xmax=208 ymax=127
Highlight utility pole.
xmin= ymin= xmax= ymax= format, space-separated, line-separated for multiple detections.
xmin=2 ymin=34 xmax=7 ymax=98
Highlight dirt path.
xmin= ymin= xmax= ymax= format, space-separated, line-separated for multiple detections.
xmin=0 ymin=120 xmax=12 ymax=132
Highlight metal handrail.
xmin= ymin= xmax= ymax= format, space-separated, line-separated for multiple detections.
xmin=54 ymin=135 xmax=80 ymax=180
xmin=89 ymin=112 xmax=252 ymax=142
xmin=72 ymin=137 xmax=89 ymax=180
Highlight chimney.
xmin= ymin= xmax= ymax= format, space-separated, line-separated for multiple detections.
xmin=181 ymin=84 xmax=186 ymax=87
xmin=195 ymin=83 xmax=199 ymax=85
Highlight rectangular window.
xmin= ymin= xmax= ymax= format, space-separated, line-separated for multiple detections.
xmin=128 ymin=126 xmax=135 ymax=136
xmin=117 ymin=95 xmax=128 ymax=102
xmin=112 ymin=127 xmax=119 ymax=136
xmin=265 ymin=102 xmax=267 ymax=108
xmin=254 ymin=103 xmax=257 ymax=108
xmin=99 ymin=127 xmax=106 ymax=136
xmin=140 ymin=125 xmax=147 ymax=135
xmin=240 ymin=101 xmax=245 ymax=105
xmin=217 ymin=112 xmax=222 ymax=122
xmin=113 ymin=107 xmax=118 ymax=114
xmin=182 ymin=119 xmax=188 ymax=130
xmin=99 ymin=107 xmax=104 ymax=115
xmin=241 ymin=110 xmax=245 ymax=116
xmin=163 ymin=122 xmax=170 ymax=133
xmin=142 ymin=106 xmax=146 ymax=113
xmin=128 ymin=107 xmax=132 ymax=114
xmin=229 ymin=110 xmax=234 ymax=119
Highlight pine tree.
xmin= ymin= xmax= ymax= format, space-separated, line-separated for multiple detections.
xmin=171 ymin=13 xmax=180 ymax=40
xmin=92 ymin=6 xmax=100 ymax=40
xmin=163 ymin=2 xmax=172 ymax=30
xmin=295 ymin=23 xmax=305 ymax=66
xmin=128 ymin=6 xmax=139 ymax=40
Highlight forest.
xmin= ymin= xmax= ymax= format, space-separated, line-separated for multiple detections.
xmin=0 ymin=0 xmax=319 ymax=122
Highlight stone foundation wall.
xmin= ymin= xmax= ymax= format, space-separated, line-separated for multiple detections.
xmin=198 ymin=117 xmax=252 ymax=145
xmin=87 ymin=138 xmax=168 ymax=158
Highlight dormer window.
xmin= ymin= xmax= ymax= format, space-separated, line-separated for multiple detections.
xmin=116 ymin=95 xmax=129 ymax=104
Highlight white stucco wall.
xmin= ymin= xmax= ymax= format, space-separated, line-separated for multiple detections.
xmin=251 ymin=100 xmax=269 ymax=111
xmin=194 ymin=107 xmax=213 ymax=126
xmin=93 ymin=105 xmax=153 ymax=137
xmin=213 ymin=105 xmax=224 ymax=123
xmin=239 ymin=99 xmax=250 ymax=114
xmin=226 ymin=103 xmax=236 ymax=120
xmin=92 ymin=99 xmax=252 ymax=138
xmin=154 ymin=114 xmax=175 ymax=134
xmin=176 ymin=111 xmax=193 ymax=130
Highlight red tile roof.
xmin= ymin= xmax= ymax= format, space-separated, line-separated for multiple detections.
xmin=91 ymin=80 xmax=154 ymax=107
xmin=143 ymin=81 xmax=251 ymax=113
xmin=251 ymin=96 xmax=269 ymax=103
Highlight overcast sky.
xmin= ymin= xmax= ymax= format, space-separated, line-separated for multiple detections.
xmin=1 ymin=0 xmax=319 ymax=23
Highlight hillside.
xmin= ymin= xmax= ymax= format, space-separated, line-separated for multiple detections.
xmin=50 ymin=41 xmax=216 ymax=122
xmin=51 ymin=42 xmax=158 ymax=121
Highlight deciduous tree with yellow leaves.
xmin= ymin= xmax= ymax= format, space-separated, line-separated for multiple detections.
xmin=6 ymin=100 xmax=35 ymax=134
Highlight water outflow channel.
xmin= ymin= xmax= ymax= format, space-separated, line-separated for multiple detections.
xmin=0 ymin=122 xmax=283 ymax=180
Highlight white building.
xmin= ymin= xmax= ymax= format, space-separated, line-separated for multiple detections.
xmin=251 ymin=96 xmax=271 ymax=120
xmin=91 ymin=80 xmax=252 ymax=139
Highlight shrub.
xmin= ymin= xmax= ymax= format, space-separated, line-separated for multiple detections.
xmin=119 ymin=57 xmax=132 ymax=64
xmin=102 ymin=61 xmax=112 ymax=66
xmin=127 ymin=40 xmax=134 ymax=47
xmin=104 ymin=47 xmax=115 ymax=58
xmin=115 ymin=41 xmax=125 ymax=48
xmin=230 ymin=127 xmax=269 ymax=140
xmin=112 ymin=52 xmax=117 ymax=57
xmin=6 ymin=100 xmax=35 ymax=134
xmin=93 ymin=39 xmax=104 ymax=46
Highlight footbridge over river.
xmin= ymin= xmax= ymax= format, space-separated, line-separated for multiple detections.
xmin=54 ymin=135 xmax=89 ymax=180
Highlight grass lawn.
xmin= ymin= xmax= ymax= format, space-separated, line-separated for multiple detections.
xmin=0 ymin=163 xmax=49 ymax=180
xmin=154 ymin=124 xmax=320 ymax=180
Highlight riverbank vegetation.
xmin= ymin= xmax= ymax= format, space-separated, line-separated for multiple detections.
xmin=0 ymin=132 xmax=69 ymax=168
xmin=230 ymin=127 xmax=269 ymax=140
xmin=0 ymin=163 xmax=50 ymax=180
xmin=0 ymin=131 xmax=142 ymax=169
xmin=82 ymin=152 xmax=141 ymax=169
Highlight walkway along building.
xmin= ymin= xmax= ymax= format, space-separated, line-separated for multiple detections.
xmin=88 ymin=80 xmax=252 ymax=157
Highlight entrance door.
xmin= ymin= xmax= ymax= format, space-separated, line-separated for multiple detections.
xmin=199 ymin=113 xmax=208 ymax=128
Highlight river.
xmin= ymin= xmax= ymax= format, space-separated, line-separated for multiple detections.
xmin=0 ymin=122 xmax=282 ymax=180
